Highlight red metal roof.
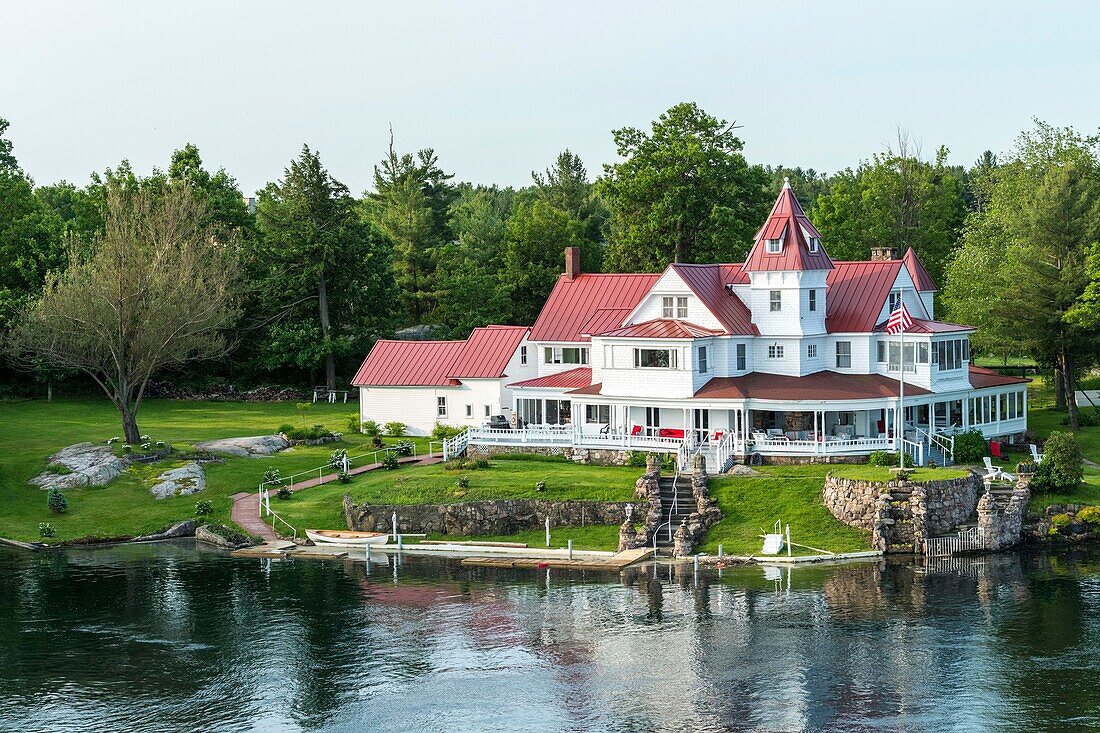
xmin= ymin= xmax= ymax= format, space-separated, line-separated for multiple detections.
xmin=598 ymin=319 xmax=724 ymax=339
xmin=694 ymin=371 xmax=931 ymax=401
xmin=352 ymin=340 xmax=466 ymax=386
xmin=719 ymin=263 xmax=749 ymax=286
xmin=509 ymin=367 xmax=593 ymax=389
xmin=579 ymin=308 xmax=633 ymax=337
xmin=529 ymin=273 xmax=660 ymax=343
xmin=968 ymin=365 xmax=1031 ymax=389
xmin=353 ymin=325 xmax=528 ymax=386
xmin=902 ymin=248 xmax=938 ymax=292
xmin=743 ymin=183 xmax=833 ymax=272
xmin=567 ymin=382 xmax=603 ymax=395
xmin=449 ymin=326 xmax=529 ymax=378
xmin=873 ymin=318 xmax=973 ymax=334
xmin=825 ymin=260 xmax=903 ymax=333
xmin=671 ymin=264 xmax=759 ymax=335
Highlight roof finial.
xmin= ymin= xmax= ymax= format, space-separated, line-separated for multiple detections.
xmin=782 ymin=176 xmax=791 ymax=189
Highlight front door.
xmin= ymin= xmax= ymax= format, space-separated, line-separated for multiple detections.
xmin=693 ymin=409 xmax=710 ymax=443
xmin=645 ymin=407 xmax=660 ymax=436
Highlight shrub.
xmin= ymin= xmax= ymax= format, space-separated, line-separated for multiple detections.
xmin=456 ymin=475 xmax=470 ymax=490
xmin=535 ymin=480 xmax=547 ymax=492
xmin=38 ymin=522 xmax=55 ymax=538
xmin=384 ymin=421 xmax=406 ymax=437
xmin=381 ymin=452 xmax=400 ymax=470
xmin=362 ymin=420 xmax=381 ymax=437
xmin=432 ymin=422 xmax=462 ymax=440
xmin=1030 ymin=431 xmax=1084 ymax=494
xmin=1050 ymin=513 xmax=1073 ymax=535
xmin=46 ymin=462 xmax=72 ymax=475
xmin=205 ymin=523 xmax=257 ymax=547
xmin=329 ymin=448 xmax=349 ymax=470
xmin=47 ymin=488 xmax=68 ymax=515
xmin=1077 ymin=506 xmax=1100 ymax=527
xmin=894 ymin=468 xmax=914 ymax=481
xmin=1061 ymin=410 xmax=1099 ymax=427
xmin=276 ymin=486 xmax=292 ymax=500
xmin=627 ymin=451 xmax=649 ymax=468
xmin=393 ymin=440 xmax=415 ymax=458
xmin=194 ymin=500 xmax=214 ymax=516
xmin=346 ymin=413 xmax=363 ymax=432
xmin=867 ymin=451 xmax=915 ymax=468
xmin=262 ymin=468 xmax=282 ymax=486
xmin=122 ymin=444 xmax=133 ymax=453
xmin=277 ymin=423 xmax=294 ymax=435
xmin=338 ymin=470 xmax=352 ymax=484
xmin=952 ymin=430 xmax=987 ymax=464
xmin=443 ymin=457 xmax=489 ymax=471
xmin=283 ymin=425 xmax=338 ymax=441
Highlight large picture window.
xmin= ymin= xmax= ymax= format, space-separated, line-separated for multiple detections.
xmin=544 ymin=346 xmax=588 ymax=365
xmin=585 ymin=404 xmax=610 ymax=424
xmin=888 ymin=341 xmax=916 ymax=372
xmin=634 ymin=348 xmax=677 ymax=369
xmin=934 ymin=338 xmax=969 ymax=371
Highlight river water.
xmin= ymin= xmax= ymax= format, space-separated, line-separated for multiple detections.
xmin=1 ymin=541 xmax=1098 ymax=733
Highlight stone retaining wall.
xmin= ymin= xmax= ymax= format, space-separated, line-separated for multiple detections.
xmin=343 ymin=494 xmax=639 ymax=537
xmin=466 ymin=444 xmax=633 ymax=466
xmin=979 ymin=486 xmax=1030 ymax=550
xmin=823 ymin=472 xmax=983 ymax=553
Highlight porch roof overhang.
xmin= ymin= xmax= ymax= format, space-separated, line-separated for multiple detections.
xmin=694 ymin=370 xmax=932 ymax=402
xmin=968 ymin=365 xmax=1031 ymax=389
xmin=509 ymin=367 xmax=592 ymax=390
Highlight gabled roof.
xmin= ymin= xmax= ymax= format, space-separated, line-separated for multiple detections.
xmin=670 ymin=263 xmax=759 ymax=335
xmin=743 ymin=181 xmax=834 ymax=272
xmin=825 ymin=260 xmax=903 ymax=333
xmin=509 ymin=367 xmax=593 ymax=389
xmin=968 ymin=365 xmax=1031 ymax=389
xmin=529 ymin=273 xmax=660 ymax=343
xmin=579 ymin=308 xmax=634 ymax=338
xmin=872 ymin=318 xmax=973 ymax=335
xmin=352 ymin=325 xmax=528 ymax=387
xmin=598 ymin=319 xmax=724 ymax=339
xmin=352 ymin=341 xmax=466 ymax=387
xmin=902 ymin=248 xmax=938 ymax=292
xmin=449 ymin=326 xmax=529 ymax=378
xmin=694 ymin=371 xmax=931 ymax=401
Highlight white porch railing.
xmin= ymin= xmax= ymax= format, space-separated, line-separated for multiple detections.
xmin=464 ymin=426 xmax=687 ymax=453
xmin=902 ymin=438 xmax=925 ymax=467
xmin=712 ymin=431 xmax=738 ymax=473
xmin=750 ymin=435 xmax=893 ymax=456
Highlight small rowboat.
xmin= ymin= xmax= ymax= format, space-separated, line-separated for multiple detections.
xmin=306 ymin=529 xmax=390 ymax=546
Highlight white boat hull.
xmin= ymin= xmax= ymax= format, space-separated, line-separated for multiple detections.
xmin=306 ymin=529 xmax=390 ymax=546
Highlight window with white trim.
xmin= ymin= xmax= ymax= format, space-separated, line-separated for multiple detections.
xmin=808 ymin=237 xmax=820 ymax=253
xmin=544 ymin=346 xmax=588 ymax=364
xmin=888 ymin=290 xmax=902 ymax=312
xmin=520 ymin=346 xmax=527 ymax=365
xmin=770 ymin=290 xmax=782 ymax=312
xmin=697 ymin=345 xmax=708 ymax=373
xmin=634 ymin=348 xmax=677 ymax=369
xmin=835 ymin=341 xmax=851 ymax=369
xmin=585 ymin=404 xmax=610 ymax=424
xmin=662 ymin=296 xmax=674 ymax=318
xmin=676 ymin=296 xmax=688 ymax=319
xmin=807 ymin=344 xmax=817 ymax=358
xmin=736 ymin=343 xmax=746 ymax=370
xmin=465 ymin=404 xmax=473 ymax=418
xmin=808 ymin=289 xmax=817 ymax=312
xmin=768 ymin=344 xmax=784 ymax=359
xmin=484 ymin=405 xmax=491 ymax=417
xmin=934 ymin=338 xmax=969 ymax=371
xmin=437 ymin=397 xmax=447 ymax=418
xmin=766 ymin=238 xmax=782 ymax=253
xmin=877 ymin=340 xmax=886 ymax=363
xmin=888 ymin=341 xmax=916 ymax=373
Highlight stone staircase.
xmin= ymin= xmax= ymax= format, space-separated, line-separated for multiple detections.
xmin=654 ymin=475 xmax=695 ymax=550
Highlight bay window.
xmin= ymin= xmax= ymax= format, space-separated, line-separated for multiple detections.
xmin=635 ymin=348 xmax=677 ymax=369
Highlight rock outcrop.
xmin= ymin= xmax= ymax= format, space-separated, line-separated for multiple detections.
xmin=133 ymin=520 xmax=197 ymax=542
xmin=149 ymin=462 xmax=205 ymax=499
xmin=194 ymin=435 xmax=289 ymax=458
xmin=29 ymin=443 xmax=126 ymax=490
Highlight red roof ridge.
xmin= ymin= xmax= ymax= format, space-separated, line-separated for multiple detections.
xmin=902 ymin=247 xmax=939 ymax=292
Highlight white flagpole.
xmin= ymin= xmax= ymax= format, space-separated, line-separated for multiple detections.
xmin=898 ymin=293 xmax=905 ymax=469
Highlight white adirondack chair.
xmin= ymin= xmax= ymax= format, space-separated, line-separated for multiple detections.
xmin=983 ymin=456 xmax=1015 ymax=482
xmin=1030 ymin=444 xmax=1044 ymax=465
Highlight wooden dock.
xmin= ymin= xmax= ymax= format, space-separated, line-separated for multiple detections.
xmin=461 ymin=547 xmax=653 ymax=571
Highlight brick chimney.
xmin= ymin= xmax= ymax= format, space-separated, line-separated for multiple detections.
xmin=564 ymin=246 xmax=581 ymax=280
xmin=870 ymin=246 xmax=898 ymax=261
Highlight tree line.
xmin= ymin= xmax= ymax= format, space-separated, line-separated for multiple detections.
xmin=2 ymin=106 xmax=1098 ymax=430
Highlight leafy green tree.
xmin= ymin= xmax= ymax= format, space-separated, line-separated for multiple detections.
xmin=503 ymin=199 xmax=589 ymax=325
xmin=943 ymin=122 xmax=1100 ymax=428
xmin=599 ymin=102 xmax=770 ymax=271
xmin=254 ymin=145 xmax=395 ymax=388
xmin=532 ymin=149 xmax=607 ymax=246
xmin=810 ymin=140 xmax=966 ymax=283
xmin=765 ymin=165 xmax=830 ymax=211
xmin=0 ymin=118 xmax=65 ymax=331
xmin=1030 ymin=431 xmax=1084 ymax=493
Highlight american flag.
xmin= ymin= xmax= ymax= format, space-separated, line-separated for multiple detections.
xmin=886 ymin=303 xmax=913 ymax=335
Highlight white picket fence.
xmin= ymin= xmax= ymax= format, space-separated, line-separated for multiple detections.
xmin=925 ymin=526 xmax=986 ymax=557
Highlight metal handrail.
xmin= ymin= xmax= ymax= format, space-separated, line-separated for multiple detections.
xmin=267 ymin=508 xmax=298 ymax=539
xmin=258 ymin=443 xmax=417 ymax=492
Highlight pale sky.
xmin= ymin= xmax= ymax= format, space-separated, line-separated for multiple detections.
xmin=3 ymin=0 xmax=1098 ymax=196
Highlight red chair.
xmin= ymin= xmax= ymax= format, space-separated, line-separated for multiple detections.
xmin=713 ymin=431 xmax=724 ymax=442
xmin=877 ymin=420 xmax=886 ymax=434
xmin=630 ymin=424 xmax=642 ymax=436
xmin=990 ymin=440 xmax=1005 ymax=460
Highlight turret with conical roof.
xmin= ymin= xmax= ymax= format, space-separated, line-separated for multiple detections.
xmin=742 ymin=178 xmax=833 ymax=272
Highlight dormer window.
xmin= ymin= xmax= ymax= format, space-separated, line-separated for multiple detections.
xmin=766 ymin=238 xmax=783 ymax=254
xmin=661 ymin=296 xmax=688 ymax=319
xmin=808 ymin=237 xmax=820 ymax=253
xmin=888 ymin=290 xmax=902 ymax=312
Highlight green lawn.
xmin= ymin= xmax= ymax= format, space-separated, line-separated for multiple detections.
xmin=271 ymin=454 xmax=638 ymax=533
xmin=0 ymin=397 xmax=429 ymax=543
xmin=699 ymin=465 xmax=872 ymax=556
xmin=826 ymin=465 xmax=970 ymax=482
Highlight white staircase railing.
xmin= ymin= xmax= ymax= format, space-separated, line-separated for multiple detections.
xmin=442 ymin=429 xmax=471 ymax=460
xmin=915 ymin=427 xmax=954 ymax=465
xmin=901 ymin=438 xmax=925 ymax=467
xmin=713 ymin=431 xmax=736 ymax=473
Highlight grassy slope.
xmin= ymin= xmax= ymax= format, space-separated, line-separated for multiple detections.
xmin=0 ymin=397 xmax=421 ymax=543
xmin=272 ymin=454 xmax=637 ymax=533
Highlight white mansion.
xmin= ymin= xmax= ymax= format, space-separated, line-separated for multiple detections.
xmin=353 ymin=182 xmax=1028 ymax=469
